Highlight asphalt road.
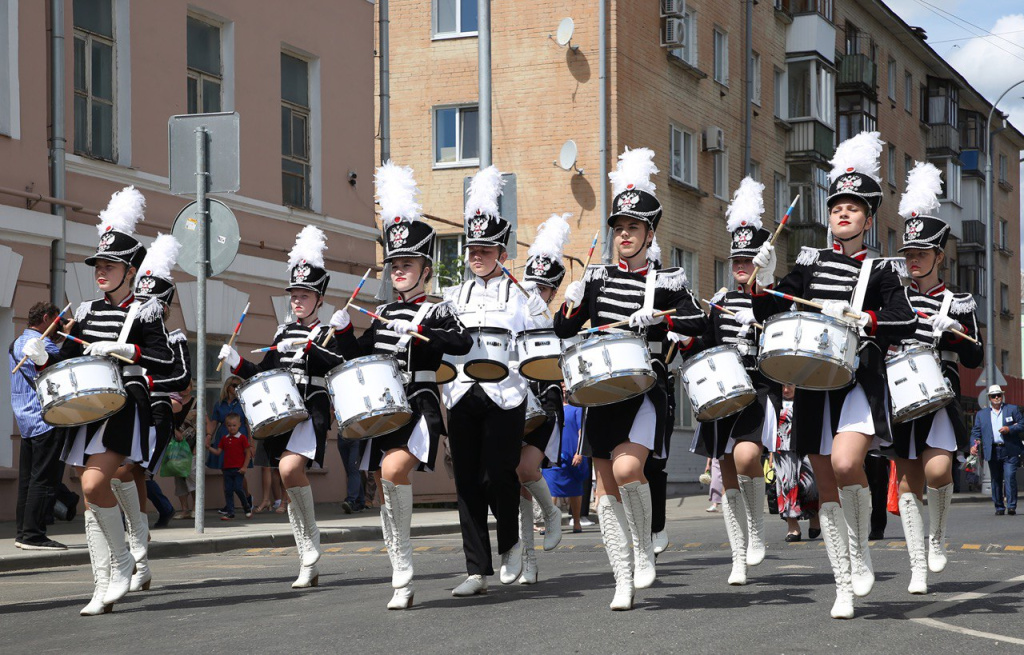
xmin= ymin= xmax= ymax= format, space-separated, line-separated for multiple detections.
xmin=3 ymin=502 xmax=1024 ymax=654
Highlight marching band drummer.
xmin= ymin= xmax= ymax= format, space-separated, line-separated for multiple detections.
xmin=684 ymin=178 xmax=781 ymax=587
xmin=441 ymin=166 xmax=549 ymax=598
xmin=736 ymin=132 xmax=916 ymax=619
xmin=22 ymin=187 xmax=175 ymax=616
xmin=218 ymin=226 xmax=358 ymax=590
xmin=554 ymin=147 xmax=708 ymax=610
xmin=516 ymin=213 xmax=572 ymax=584
xmin=890 ymin=163 xmax=983 ymax=595
xmin=110 ymin=234 xmax=190 ymax=595
xmin=344 ymin=162 xmax=472 ymax=609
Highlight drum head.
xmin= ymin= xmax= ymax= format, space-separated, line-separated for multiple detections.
xmin=696 ymin=392 xmax=757 ymax=422
xmin=251 ymin=412 xmax=308 ymax=440
xmin=464 ymin=360 xmax=509 ymax=382
xmin=342 ymin=410 xmax=413 ymax=441
xmin=523 ymin=413 xmax=547 ymax=436
xmin=759 ymin=355 xmax=853 ymax=391
xmin=43 ymin=392 xmax=126 ymax=427
xmin=569 ymin=372 xmax=656 ymax=407
xmin=436 ymin=361 xmax=458 ymax=384
xmin=893 ymin=395 xmax=954 ymax=424
xmin=520 ymin=357 xmax=563 ymax=382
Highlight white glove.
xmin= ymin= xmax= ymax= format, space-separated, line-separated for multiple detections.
xmin=628 ymin=308 xmax=665 ymax=328
xmin=737 ymin=323 xmax=752 ymax=340
xmin=755 ymin=246 xmax=777 ymax=288
xmin=521 ymin=280 xmax=538 ymax=294
xmin=22 ymin=337 xmax=49 ymax=366
xmin=564 ymin=281 xmax=585 ymax=307
xmin=527 ymin=293 xmax=548 ymax=316
xmin=275 ymin=337 xmax=309 ymax=354
xmin=926 ymin=314 xmax=960 ymax=337
xmin=732 ymin=308 xmax=757 ymax=326
xmin=218 ymin=344 xmax=241 ymax=369
xmin=821 ymin=300 xmax=869 ymax=329
xmin=752 ymin=242 xmax=775 ymax=270
xmin=329 ymin=309 xmax=351 ymax=331
xmin=83 ymin=341 xmax=136 ymax=360
xmin=666 ymin=331 xmax=692 ymax=346
xmin=389 ymin=319 xmax=418 ymax=335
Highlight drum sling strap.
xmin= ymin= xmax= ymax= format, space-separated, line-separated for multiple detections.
xmin=397 ymin=302 xmax=433 ymax=374
xmin=850 ymin=258 xmax=873 ymax=335
xmin=935 ymin=291 xmax=954 ymax=349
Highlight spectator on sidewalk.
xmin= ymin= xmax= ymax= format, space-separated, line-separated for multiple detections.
xmin=337 ymin=439 xmax=365 ymax=514
xmin=145 ymin=472 xmax=175 ymax=528
xmin=9 ymin=302 xmax=67 ymax=550
xmin=705 ymin=458 xmax=723 ymax=513
xmin=971 ymin=386 xmax=1024 ymax=515
xmin=543 ymin=403 xmax=589 ymax=532
xmin=207 ymin=377 xmax=253 ymax=512
xmin=205 ymin=413 xmax=253 ymax=520
xmin=171 ymin=385 xmax=198 ymax=518
xmin=772 ymin=384 xmax=820 ymax=541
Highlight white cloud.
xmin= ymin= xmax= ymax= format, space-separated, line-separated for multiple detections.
xmin=947 ymin=14 xmax=1024 ymax=129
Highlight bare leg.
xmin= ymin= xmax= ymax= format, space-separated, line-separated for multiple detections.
xmin=922 ymin=449 xmax=954 ymax=488
xmin=380 ymin=448 xmax=420 ymax=485
xmin=569 ymin=496 xmax=582 ymax=530
xmin=279 ymin=451 xmax=310 ymax=489
xmin=896 ymin=457 xmax=926 ymax=500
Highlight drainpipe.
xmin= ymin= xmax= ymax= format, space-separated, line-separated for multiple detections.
xmin=478 ymin=0 xmax=491 ymax=168
xmin=599 ymin=0 xmax=609 ymax=263
xmin=379 ymin=0 xmax=389 ymax=164
xmin=50 ymin=0 xmax=67 ymax=306
xmin=743 ymin=0 xmax=753 ymax=177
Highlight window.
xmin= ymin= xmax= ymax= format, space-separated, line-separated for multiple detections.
xmin=669 ymin=125 xmax=697 ymax=186
xmin=947 ymin=257 xmax=957 ymax=288
xmin=1001 ymin=350 xmax=1010 ymax=374
xmin=790 ymin=0 xmax=833 ymax=20
xmin=751 ymin=51 xmax=762 ymax=105
xmin=998 ymin=154 xmax=1008 ymax=185
xmin=864 ymin=218 xmax=879 ymax=250
xmin=73 ymin=0 xmax=115 ymax=161
xmin=672 ymin=248 xmax=699 ymax=291
xmin=281 ymin=52 xmax=311 ymax=209
xmin=186 ymin=16 xmax=222 ymax=114
xmin=958 ymin=252 xmax=985 ymax=297
xmin=788 ymin=58 xmax=835 ymax=126
xmin=714 ymin=259 xmax=731 ymax=292
xmin=999 ymin=219 xmax=1008 ymax=250
xmin=749 ymin=160 xmax=761 ymax=183
xmin=837 ymin=93 xmax=876 ymax=142
xmin=844 ymin=21 xmax=863 ymax=56
xmin=713 ymin=149 xmax=729 ymax=200
xmin=713 ymin=28 xmax=729 ymax=85
xmin=434 ymin=233 xmax=464 ymax=292
xmin=434 ymin=105 xmax=479 ymax=166
xmin=433 ymin=0 xmax=477 ymax=38
xmin=670 ymin=8 xmax=698 ymax=66
xmin=936 ymin=158 xmax=961 ymax=204
xmin=887 ymin=58 xmax=896 ymax=100
xmin=788 ymin=162 xmax=830 ymax=227
xmin=887 ymin=145 xmax=897 ymax=186
xmin=904 ymin=71 xmax=913 ymax=113
xmin=774 ymin=67 xmax=788 ymax=119
xmin=774 ymin=173 xmax=788 ymax=222
xmin=904 ymin=154 xmax=914 ymax=185
xmin=925 ymin=77 xmax=959 ymax=126
xmin=887 ymin=229 xmax=896 ymax=256
xmin=0 ymin=0 xmax=18 ymax=138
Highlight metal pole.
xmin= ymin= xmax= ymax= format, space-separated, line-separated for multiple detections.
xmin=599 ymin=0 xmax=610 ymax=263
xmin=49 ymin=0 xmax=67 ymax=306
xmin=478 ymin=0 xmax=491 ymax=168
xmin=379 ymin=0 xmax=390 ymax=164
xmin=743 ymin=0 xmax=753 ymax=178
xmin=194 ymin=127 xmax=210 ymax=533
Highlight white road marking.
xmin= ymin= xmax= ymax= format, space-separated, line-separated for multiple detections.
xmin=907 ymin=573 xmax=1024 ymax=645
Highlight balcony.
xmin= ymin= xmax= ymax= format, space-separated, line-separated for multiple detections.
xmin=960 ymin=219 xmax=985 ymax=250
xmin=786 ymin=13 xmax=837 ymax=64
xmin=927 ymin=123 xmax=961 ymax=155
xmin=960 ymin=149 xmax=982 ymax=175
xmin=837 ymin=54 xmax=876 ymax=95
xmin=786 ymin=120 xmax=835 ymax=163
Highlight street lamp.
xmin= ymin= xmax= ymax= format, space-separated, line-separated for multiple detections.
xmin=983 ymin=78 xmax=1024 ymax=389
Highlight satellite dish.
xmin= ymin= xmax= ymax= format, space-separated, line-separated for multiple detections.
xmin=552 ymin=18 xmax=580 ymax=52
xmin=554 ymin=140 xmax=584 ymax=175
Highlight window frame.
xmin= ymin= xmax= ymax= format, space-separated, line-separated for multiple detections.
xmin=669 ymin=124 xmax=697 ymax=187
xmin=713 ymin=27 xmax=729 ymax=86
xmin=904 ymin=71 xmax=913 ymax=113
xmin=433 ymin=104 xmax=480 ymax=169
xmin=887 ymin=57 xmax=897 ymax=101
xmin=0 ymin=0 xmax=19 ymax=139
xmin=670 ymin=8 xmax=698 ymax=67
xmin=713 ymin=148 xmax=729 ymax=200
xmin=281 ymin=51 xmax=312 ymax=210
xmin=774 ymin=172 xmax=789 ymax=223
xmin=887 ymin=144 xmax=897 ymax=186
xmin=774 ymin=67 xmax=788 ymax=119
xmin=751 ymin=51 xmax=762 ymax=106
xmin=73 ymin=0 xmax=117 ymax=162
xmin=787 ymin=56 xmax=835 ymax=127
xmin=431 ymin=0 xmax=478 ymax=40
xmin=186 ymin=14 xmax=223 ymax=115
xmin=672 ymin=247 xmax=699 ymax=292
xmin=433 ymin=233 xmax=465 ymax=293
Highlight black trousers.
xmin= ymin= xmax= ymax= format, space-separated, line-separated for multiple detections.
xmin=16 ymin=430 xmax=64 ymax=544
xmin=644 ymin=456 xmax=668 ymax=533
xmin=864 ymin=453 xmax=889 ymax=535
xmin=447 ymin=385 xmax=525 ymax=577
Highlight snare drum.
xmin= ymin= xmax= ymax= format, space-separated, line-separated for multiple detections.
xmin=237 ymin=369 xmax=309 ymax=440
xmin=679 ymin=346 xmax=756 ymax=421
xmin=561 ymin=332 xmax=656 ymax=407
xmin=886 ymin=345 xmax=954 ymax=423
xmin=327 ymin=355 xmax=413 ymax=440
xmin=758 ymin=311 xmax=860 ymax=390
xmin=36 ymin=356 xmax=126 ymax=426
xmin=463 ymin=327 xmax=514 ymax=382
xmin=517 ymin=329 xmax=563 ymax=382
xmin=523 ymin=390 xmax=548 ymax=436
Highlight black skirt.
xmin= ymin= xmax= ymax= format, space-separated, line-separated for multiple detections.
xmin=583 ymin=383 xmax=667 ymax=461
xmin=359 ymin=382 xmax=443 ymax=473
xmin=690 ymin=383 xmax=777 ymax=460
xmin=61 ymin=378 xmax=152 ymax=464
xmin=887 ymin=398 xmax=969 ymax=459
xmin=261 ymin=393 xmax=332 ymax=468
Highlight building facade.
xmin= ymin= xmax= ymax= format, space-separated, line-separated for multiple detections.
xmin=0 ymin=0 xmax=378 ymax=519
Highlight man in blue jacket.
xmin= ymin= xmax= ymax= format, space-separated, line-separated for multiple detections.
xmin=971 ymin=386 xmax=1024 ymax=515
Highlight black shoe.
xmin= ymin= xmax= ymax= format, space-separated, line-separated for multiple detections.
xmin=1009 ymin=509 xmax=1016 ymax=515
xmin=341 ymin=501 xmax=353 ymax=514
xmin=154 ymin=512 xmax=173 ymax=528
xmin=868 ymin=531 xmax=885 ymax=540
xmin=218 ymin=507 xmax=230 ymax=515
xmin=808 ymin=528 xmax=821 ymax=539
xmin=19 ymin=539 xmax=68 ymax=551
xmin=785 ymin=533 xmax=802 ymax=542
xmin=996 ymin=509 xmax=1005 ymax=516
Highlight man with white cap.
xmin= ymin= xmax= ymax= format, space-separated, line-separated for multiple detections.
xmin=971 ymin=386 xmax=1024 ymax=515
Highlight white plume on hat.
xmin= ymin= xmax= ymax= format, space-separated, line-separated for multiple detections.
xmin=375 ymin=160 xmax=422 ymax=224
xmin=528 ymin=213 xmax=571 ymax=260
xmin=287 ymin=225 xmax=328 ymax=269
xmin=464 ymin=165 xmax=506 ymax=221
xmin=828 ymin=131 xmax=883 ymax=183
xmin=609 ymin=147 xmax=658 ymax=196
xmin=647 ymin=234 xmax=662 ymax=264
xmin=97 ymin=185 xmax=146 ymax=235
xmin=138 ymin=234 xmax=182 ymax=279
xmin=898 ymin=161 xmax=943 ymax=219
xmin=725 ymin=177 xmax=765 ymax=233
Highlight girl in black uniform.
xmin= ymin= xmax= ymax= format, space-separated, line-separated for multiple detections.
xmin=344 ymin=162 xmax=472 ymax=608
xmin=218 ymin=226 xmax=358 ymax=589
xmin=554 ymin=148 xmax=708 ymax=610
xmin=684 ymin=177 xmax=781 ymax=586
xmin=890 ymin=162 xmax=983 ymax=594
xmin=23 ymin=187 xmax=175 ymax=615
xmin=740 ymin=132 xmax=916 ymax=618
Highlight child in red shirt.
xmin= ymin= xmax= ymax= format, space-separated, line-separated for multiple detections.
xmin=206 ymin=413 xmax=252 ymax=519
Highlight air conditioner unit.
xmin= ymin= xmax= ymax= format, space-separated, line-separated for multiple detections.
xmin=702 ymin=126 xmax=725 ymax=152
xmin=661 ymin=0 xmax=686 ymax=18
xmin=661 ymin=18 xmax=686 ymax=47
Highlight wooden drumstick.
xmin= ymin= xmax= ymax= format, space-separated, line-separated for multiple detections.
xmin=350 ymin=305 xmax=432 ymax=342
xmin=748 ymin=195 xmax=799 ymax=292
xmin=912 ymin=310 xmax=980 ymax=345
xmin=216 ymin=302 xmax=250 ymax=372
xmin=581 ymin=309 xmax=677 ymax=335
xmin=566 ymin=231 xmax=600 ymax=315
xmin=11 ymin=302 xmax=71 ymax=374
xmin=500 ymin=265 xmax=551 ymax=319
xmin=701 ymin=298 xmax=764 ymax=330
xmin=322 ymin=268 xmax=371 ymax=347
xmin=57 ymin=332 xmax=135 ymax=364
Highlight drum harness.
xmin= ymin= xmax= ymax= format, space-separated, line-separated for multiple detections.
xmin=396 ymin=301 xmax=437 ymax=385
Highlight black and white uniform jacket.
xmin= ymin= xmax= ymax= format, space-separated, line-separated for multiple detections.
xmin=144 ymin=328 xmax=193 ymax=471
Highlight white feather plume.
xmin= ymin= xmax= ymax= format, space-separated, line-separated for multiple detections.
xmin=898 ymin=161 xmax=943 ymax=219
xmin=609 ymin=147 xmax=658 ymax=196
xmin=829 ymin=131 xmax=883 ymax=182
xmin=138 ymin=234 xmax=182 ymax=279
xmin=287 ymin=225 xmax=328 ymax=269
xmin=647 ymin=235 xmax=662 ymax=264
xmin=464 ymin=165 xmax=506 ymax=221
xmin=725 ymin=177 xmax=765 ymax=232
xmin=97 ymin=186 xmax=146 ymax=235
xmin=528 ymin=213 xmax=572 ymax=260
xmin=375 ymin=160 xmax=422 ymax=224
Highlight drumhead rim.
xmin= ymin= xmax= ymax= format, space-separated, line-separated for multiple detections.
xmin=340 ymin=408 xmax=413 ymax=441
xmin=563 ymin=331 xmax=648 ymax=354
xmin=678 ymin=345 xmax=748 ymax=374
xmin=37 ymin=355 xmax=122 ymax=377
xmin=248 ymin=410 xmax=309 ymax=439
xmin=763 ymin=310 xmax=861 ymax=332
xmin=327 ymin=354 xmax=402 ymax=378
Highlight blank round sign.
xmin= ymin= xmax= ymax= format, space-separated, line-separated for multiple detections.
xmin=555 ymin=18 xmax=575 ymax=47
xmin=557 ymin=140 xmax=578 ymax=170
xmin=171 ymin=198 xmax=241 ymax=278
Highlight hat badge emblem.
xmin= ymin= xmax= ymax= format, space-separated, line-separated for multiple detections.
xmin=906 ymin=218 xmax=924 ymax=240
xmin=293 ymin=263 xmax=311 ymax=282
xmin=618 ymin=191 xmax=639 ymax=211
xmin=389 ymin=223 xmax=409 ymax=248
xmin=97 ymin=232 xmax=115 ymax=251
xmin=469 ymin=216 xmax=488 ymax=238
xmin=734 ymin=228 xmax=753 ymax=248
xmin=837 ymin=175 xmax=862 ymax=192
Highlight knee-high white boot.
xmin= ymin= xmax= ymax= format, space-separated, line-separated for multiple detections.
xmin=899 ymin=493 xmax=928 ymax=594
xmin=286 ymin=486 xmax=320 ymax=588
xmin=838 ymin=484 xmax=874 ymax=597
xmin=381 ymin=481 xmax=414 ymax=608
xmin=722 ymin=488 xmax=748 ymax=585
xmin=619 ymin=481 xmax=656 ymax=589
xmin=819 ymin=501 xmax=854 ymax=619
xmin=518 ymin=497 xmax=538 ymax=584
xmin=80 ymin=509 xmax=113 ymax=616
xmin=523 ymin=478 xmax=562 ymax=551
xmin=737 ymin=475 xmax=766 ymax=566
xmin=111 ymin=479 xmax=151 ymax=592
xmin=89 ymin=503 xmax=135 ymax=605
xmin=927 ymin=483 xmax=953 ymax=573
xmin=597 ymin=495 xmax=634 ymax=610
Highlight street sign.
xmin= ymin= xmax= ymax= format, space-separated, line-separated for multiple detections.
xmin=171 ymin=198 xmax=240 ymax=278
xmin=168 ymin=112 xmax=241 ymax=195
